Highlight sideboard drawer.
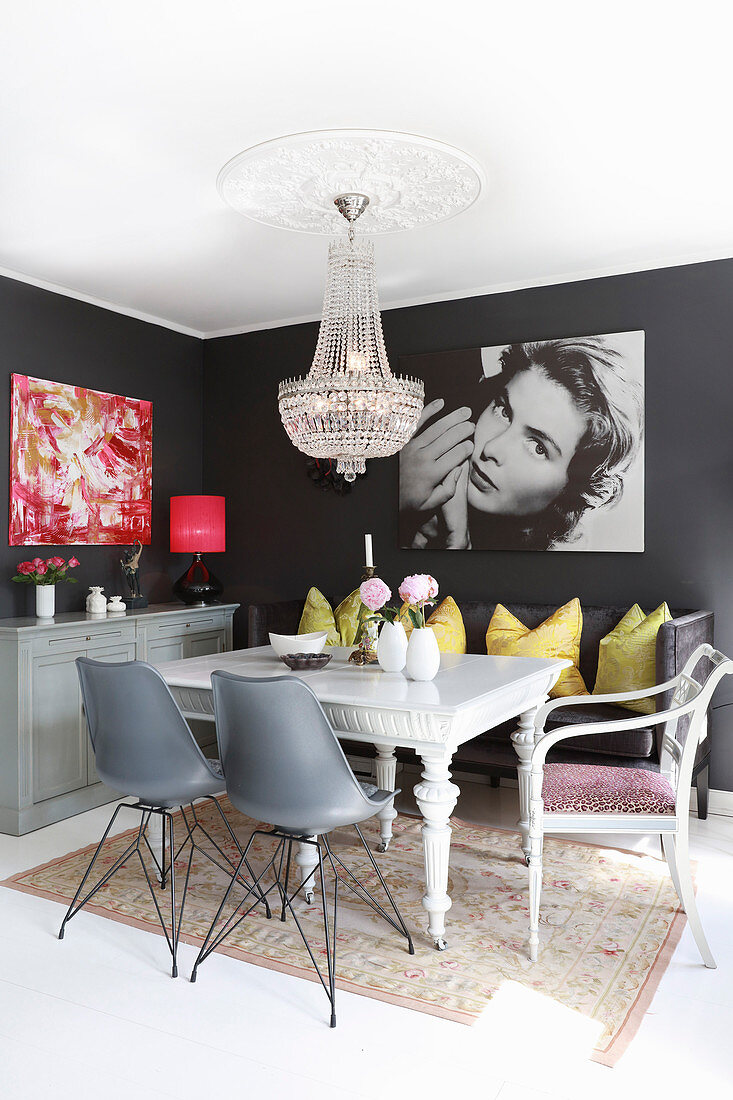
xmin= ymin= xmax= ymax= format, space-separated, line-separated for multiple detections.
xmin=144 ymin=613 xmax=227 ymax=639
xmin=32 ymin=623 xmax=137 ymax=655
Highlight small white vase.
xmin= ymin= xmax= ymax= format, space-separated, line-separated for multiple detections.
xmin=87 ymin=586 xmax=106 ymax=615
xmin=35 ymin=584 xmax=55 ymax=618
xmin=377 ymin=620 xmax=408 ymax=673
xmin=405 ymin=626 xmax=441 ymax=682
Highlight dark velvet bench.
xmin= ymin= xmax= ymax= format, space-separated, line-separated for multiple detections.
xmin=248 ymin=599 xmax=714 ymax=818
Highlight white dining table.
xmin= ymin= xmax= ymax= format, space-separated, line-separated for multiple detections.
xmin=157 ymin=645 xmax=569 ymax=950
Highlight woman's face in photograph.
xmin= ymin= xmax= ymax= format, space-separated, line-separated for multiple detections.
xmin=468 ymin=365 xmax=587 ymax=516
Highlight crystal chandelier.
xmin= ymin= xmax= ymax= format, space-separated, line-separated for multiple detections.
xmin=278 ymin=194 xmax=424 ymax=482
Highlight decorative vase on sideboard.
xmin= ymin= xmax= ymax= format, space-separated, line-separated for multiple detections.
xmin=87 ymin=587 xmax=107 ymax=616
xmin=35 ymin=585 xmax=55 ymax=618
xmin=405 ymin=626 xmax=440 ymax=681
xmin=377 ymin=621 xmax=408 ymax=673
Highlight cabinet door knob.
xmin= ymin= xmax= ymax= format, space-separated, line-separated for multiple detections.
xmin=85 ymin=635 xmax=91 ymax=641
xmin=186 ymin=622 xmax=191 ymax=628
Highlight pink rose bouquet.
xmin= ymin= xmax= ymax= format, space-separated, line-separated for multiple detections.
xmin=12 ymin=556 xmax=80 ymax=587
xmin=398 ymin=573 xmax=439 ymax=629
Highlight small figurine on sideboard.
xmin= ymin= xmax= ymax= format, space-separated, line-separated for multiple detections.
xmin=120 ymin=540 xmax=147 ymax=608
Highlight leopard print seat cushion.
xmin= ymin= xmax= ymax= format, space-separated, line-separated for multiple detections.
xmin=542 ymin=763 xmax=676 ymax=815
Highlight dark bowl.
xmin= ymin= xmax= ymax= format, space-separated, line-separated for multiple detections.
xmin=280 ymin=652 xmax=333 ymax=671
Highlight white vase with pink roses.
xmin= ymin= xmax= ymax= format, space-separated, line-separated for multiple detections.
xmin=400 ymin=574 xmax=440 ymax=681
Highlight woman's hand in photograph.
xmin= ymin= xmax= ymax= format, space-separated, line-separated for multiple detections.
xmin=399 ymin=399 xmax=475 ymax=514
xmin=441 ymin=461 xmax=470 ymax=549
xmin=411 ymin=514 xmax=439 ymax=549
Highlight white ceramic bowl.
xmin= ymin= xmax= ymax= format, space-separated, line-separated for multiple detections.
xmin=269 ymin=630 xmax=328 ymax=657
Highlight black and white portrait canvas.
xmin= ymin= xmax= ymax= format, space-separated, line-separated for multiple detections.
xmin=398 ymin=331 xmax=645 ymax=552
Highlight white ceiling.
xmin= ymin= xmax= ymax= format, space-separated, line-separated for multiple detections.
xmin=2 ymin=1 xmax=732 ymax=339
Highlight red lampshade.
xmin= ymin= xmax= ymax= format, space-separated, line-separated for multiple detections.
xmin=170 ymin=496 xmax=226 ymax=553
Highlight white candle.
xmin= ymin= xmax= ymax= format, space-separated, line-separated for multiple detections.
xmin=364 ymin=533 xmax=373 ymax=567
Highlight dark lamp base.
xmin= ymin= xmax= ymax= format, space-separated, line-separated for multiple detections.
xmin=173 ymin=553 xmax=223 ymax=606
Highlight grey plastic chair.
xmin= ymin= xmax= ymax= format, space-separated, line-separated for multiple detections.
xmin=59 ymin=658 xmax=270 ymax=976
xmin=191 ymin=672 xmax=414 ymax=1026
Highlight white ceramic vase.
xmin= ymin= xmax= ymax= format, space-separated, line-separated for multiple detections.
xmin=87 ymin=586 xmax=106 ymax=615
xmin=377 ymin=620 xmax=408 ymax=673
xmin=35 ymin=584 xmax=55 ymax=618
xmin=405 ymin=626 xmax=440 ymax=681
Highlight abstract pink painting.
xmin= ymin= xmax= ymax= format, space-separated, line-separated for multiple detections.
xmin=10 ymin=374 xmax=152 ymax=546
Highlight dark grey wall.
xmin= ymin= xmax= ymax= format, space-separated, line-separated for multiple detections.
xmin=0 ymin=276 xmax=204 ymax=616
xmin=202 ymin=258 xmax=733 ymax=790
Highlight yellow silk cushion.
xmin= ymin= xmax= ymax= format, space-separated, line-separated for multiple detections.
xmin=485 ymin=598 xmax=587 ymax=698
xmin=399 ymin=596 xmax=467 ymax=654
xmin=298 ymin=587 xmax=341 ymax=647
xmin=593 ymin=603 xmax=672 ymax=714
xmin=333 ymin=588 xmax=365 ymax=647
xmin=298 ymin=587 xmax=365 ymax=647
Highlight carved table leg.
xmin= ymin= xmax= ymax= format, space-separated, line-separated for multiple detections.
xmin=374 ymin=746 xmax=397 ymax=852
xmin=511 ymin=704 xmax=542 ymax=863
xmin=296 ymin=838 xmax=318 ymax=904
xmin=414 ymin=747 xmax=459 ymax=951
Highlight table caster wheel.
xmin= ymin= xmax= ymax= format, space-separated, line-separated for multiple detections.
xmin=434 ymin=937 xmax=448 ymax=951
xmin=377 ymin=840 xmax=390 ymax=853
xmin=305 ymin=890 xmax=314 ymax=904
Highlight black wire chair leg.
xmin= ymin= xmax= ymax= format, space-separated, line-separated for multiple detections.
xmin=192 ymin=837 xmax=285 ymax=975
xmin=318 ymin=841 xmax=337 ymax=1028
xmin=139 ymin=813 xmax=170 ymax=892
xmin=281 ymin=839 xmax=293 ymax=922
xmin=183 ymin=800 xmax=272 ymax=919
xmin=136 ymin=842 xmax=175 ymax=959
xmin=322 ymin=836 xmax=404 ymax=940
xmin=353 ymin=823 xmax=414 ymax=954
xmin=58 ymin=802 xmax=133 ymax=940
xmin=142 ymin=828 xmax=164 ymax=884
xmin=268 ymin=838 xmax=338 ymax=1027
xmin=166 ymin=811 xmax=179 ymax=977
xmin=204 ymin=796 xmax=243 ymax=855
xmin=161 ymin=815 xmax=168 ymax=890
xmin=191 ymin=833 xmax=260 ymax=981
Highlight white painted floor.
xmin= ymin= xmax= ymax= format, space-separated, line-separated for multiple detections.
xmin=0 ymin=779 xmax=731 ymax=1100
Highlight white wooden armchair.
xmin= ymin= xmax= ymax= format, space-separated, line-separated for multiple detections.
xmin=525 ymin=643 xmax=732 ymax=964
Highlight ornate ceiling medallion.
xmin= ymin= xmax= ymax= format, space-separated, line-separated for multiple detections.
xmin=217 ymin=129 xmax=484 ymax=235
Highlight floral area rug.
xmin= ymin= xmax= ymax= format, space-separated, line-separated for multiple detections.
xmin=0 ymin=798 xmax=686 ymax=1065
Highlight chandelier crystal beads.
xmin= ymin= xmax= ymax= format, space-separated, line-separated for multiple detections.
xmin=278 ymin=195 xmax=424 ymax=481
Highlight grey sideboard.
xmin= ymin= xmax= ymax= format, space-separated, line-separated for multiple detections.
xmin=0 ymin=602 xmax=239 ymax=835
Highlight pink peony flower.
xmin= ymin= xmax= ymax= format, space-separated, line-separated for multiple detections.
xmin=47 ymin=557 xmax=65 ymax=568
xmin=359 ymin=577 xmax=391 ymax=612
xmin=35 ymin=561 xmax=48 ymax=575
xmin=16 ymin=561 xmax=34 ymax=575
xmin=398 ymin=573 xmax=438 ymax=606
xmin=68 ymin=557 xmax=79 ymax=568
xmin=31 ymin=557 xmax=44 ymax=569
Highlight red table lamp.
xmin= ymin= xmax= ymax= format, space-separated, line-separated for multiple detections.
xmin=170 ymin=495 xmax=226 ymax=605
